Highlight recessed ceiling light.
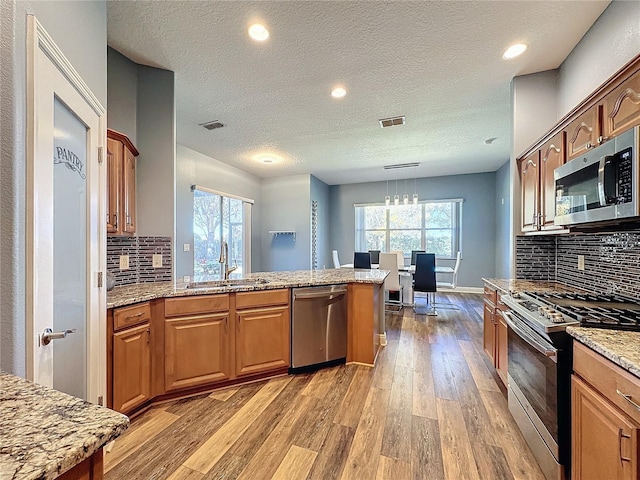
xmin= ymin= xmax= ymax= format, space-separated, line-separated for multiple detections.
xmin=255 ymin=154 xmax=280 ymax=164
xmin=503 ymin=43 xmax=527 ymax=60
xmin=248 ymin=23 xmax=269 ymax=42
xmin=331 ymin=87 xmax=347 ymax=99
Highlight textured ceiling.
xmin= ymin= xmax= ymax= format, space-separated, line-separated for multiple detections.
xmin=107 ymin=1 xmax=610 ymax=185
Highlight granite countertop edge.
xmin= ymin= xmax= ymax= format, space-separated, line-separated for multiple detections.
xmin=108 ymin=269 xmax=388 ymax=309
xmin=0 ymin=372 xmax=129 ymax=480
xmin=566 ymin=326 xmax=640 ymax=379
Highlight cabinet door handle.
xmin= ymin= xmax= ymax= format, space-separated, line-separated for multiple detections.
xmin=224 ymin=317 xmax=228 ymax=334
xmin=146 ymin=328 xmax=150 ymax=344
xmin=616 ymin=389 xmax=640 ymax=411
xmin=114 ymin=212 xmax=118 ymax=228
xmin=237 ymin=316 xmax=241 ymax=332
xmin=126 ymin=312 xmax=145 ymax=320
xmin=618 ymin=427 xmax=632 ymax=464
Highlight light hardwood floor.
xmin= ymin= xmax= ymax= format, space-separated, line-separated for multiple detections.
xmin=104 ymin=293 xmax=545 ymax=480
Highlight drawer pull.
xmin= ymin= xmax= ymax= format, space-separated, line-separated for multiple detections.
xmin=616 ymin=389 xmax=640 ymax=411
xmin=618 ymin=428 xmax=632 ymax=464
xmin=126 ymin=312 xmax=145 ymax=319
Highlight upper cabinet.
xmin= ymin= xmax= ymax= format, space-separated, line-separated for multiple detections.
xmin=107 ymin=129 xmax=139 ymax=236
xmin=602 ymin=68 xmax=640 ymax=140
xmin=565 ymin=107 xmax=600 ymax=161
xmin=518 ymin=55 xmax=640 ymax=234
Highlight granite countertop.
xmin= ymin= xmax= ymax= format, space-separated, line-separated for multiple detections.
xmin=0 ymin=373 xmax=129 ymax=480
xmin=567 ymin=327 xmax=640 ymax=378
xmin=108 ymin=268 xmax=389 ymax=309
xmin=482 ymin=278 xmax=586 ymax=295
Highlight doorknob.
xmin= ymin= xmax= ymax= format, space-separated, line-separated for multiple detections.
xmin=41 ymin=328 xmax=77 ymax=346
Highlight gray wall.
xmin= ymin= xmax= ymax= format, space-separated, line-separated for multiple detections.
xmin=310 ymin=175 xmax=331 ymax=270
xmin=175 ymin=144 xmax=263 ymax=278
xmin=261 ymin=175 xmax=312 ymax=272
xmin=494 ymin=161 xmax=511 ymax=278
xmin=328 ymin=173 xmax=497 ymax=288
xmin=136 ymin=65 xmax=175 ymax=237
xmin=107 ymin=49 xmax=175 ymax=239
xmin=0 ymin=1 xmax=107 ymax=375
xmin=558 ymin=0 xmax=640 ymax=117
xmin=106 ymin=48 xmax=137 ymax=144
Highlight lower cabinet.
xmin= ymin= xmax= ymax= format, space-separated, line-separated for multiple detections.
xmin=112 ymin=322 xmax=151 ymax=413
xmin=236 ymin=305 xmax=290 ymax=377
xmin=165 ymin=313 xmax=231 ymax=391
xmin=572 ymin=342 xmax=640 ymax=480
xmin=482 ymin=283 xmax=508 ymax=386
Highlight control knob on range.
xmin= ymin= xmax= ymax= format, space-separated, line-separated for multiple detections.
xmin=549 ymin=313 xmax=565 ymax=323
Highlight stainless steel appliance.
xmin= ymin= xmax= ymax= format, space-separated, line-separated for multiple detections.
xmin=501 ymin=290 xmax=640 ymax=480
xmin=291 ymin=285 xmax=347 ymax=372
xmin=554 ymin=126 xmax=639 ymax=226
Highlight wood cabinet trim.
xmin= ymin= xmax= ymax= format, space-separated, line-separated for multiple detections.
xmin=164 ymin=294 xmax=230 ymax=317
xmin=107 ymin=128 xmax=139 ymax=156
xmin=235 ymin=289 xmax=290 ymax=310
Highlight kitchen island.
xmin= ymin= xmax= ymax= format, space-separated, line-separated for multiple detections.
xmin=0 ymin=372 xmax=128 ymax=480
xmin=107 ymin=268 xmax=388 ymax=416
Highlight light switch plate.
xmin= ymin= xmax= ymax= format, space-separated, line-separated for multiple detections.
xmin=183 ymin=243 xmax=191 ymax=252
xmin=119 ymin=255 xmax=129 ymax=270
xmin=152 ymin=254 xmax=163 ymax=268
xmin=577 ymin=255 xmax=585 ymax=271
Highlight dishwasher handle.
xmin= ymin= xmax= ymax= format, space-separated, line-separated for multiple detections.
xmin=294 ymin=287 xmax=347 ymax=300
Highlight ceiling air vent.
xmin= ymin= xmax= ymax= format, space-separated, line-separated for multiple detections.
xmin=200 ymin=120 xmax=225 ymax=130
xmin=383 ymin=162 xmax=420 ymax=170
xmin=379 ymin=116 xmax=405 ymax=128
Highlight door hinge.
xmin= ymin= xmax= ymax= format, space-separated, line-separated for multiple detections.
xmin=98 ymin=271 xmax=103 ymax=288
xmin=98 ymin=146 xmax=104 ymax=165
xmin=98 ymin=395 xmax=103 ymax=406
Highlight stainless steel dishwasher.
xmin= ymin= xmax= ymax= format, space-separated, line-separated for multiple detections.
xmin=291 ymin=284 xmax=347 ymax=372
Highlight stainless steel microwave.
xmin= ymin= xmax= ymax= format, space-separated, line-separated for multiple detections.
xmin=554 ymin=126 xmax=639 ymax=226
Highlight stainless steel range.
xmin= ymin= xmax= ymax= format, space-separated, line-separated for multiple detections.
xmin=500 ymin=290 xmax=640 ymax=480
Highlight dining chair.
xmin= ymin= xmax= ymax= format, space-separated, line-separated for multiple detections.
xmin=413 ymin=253 xmax=437 ymax=315
xmin=411 ymin=250 xmax=426 ymax=265
xmin=435 ymin=251 xmax=462 ymax=309
xmin=390 ymin=250 xmax=405 ymax=269
xmin=368 ymin=250 xmax=381 ymax=264
xmin=379 ymin=253 xmax=403 ymax=311
xmin=353 ymin=252 xmax=372 ymax=269
xmin=332 ymin=250 xmax=341 ymax=269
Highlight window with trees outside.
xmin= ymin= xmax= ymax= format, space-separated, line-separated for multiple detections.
xmin=354 ymin=200 xmax=462 ymax=258
xmin=193 ymin=186 xmax=252 ymax=278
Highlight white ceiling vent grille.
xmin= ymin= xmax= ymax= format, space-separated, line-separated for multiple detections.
xmin=201 ymin=120 xmax=225 ymax=130
xmin=379 ymin=116 xmax=405 ymax=128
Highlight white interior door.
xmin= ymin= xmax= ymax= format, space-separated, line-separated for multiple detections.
xmin=26 ymin=16 xmax=106 ymax=403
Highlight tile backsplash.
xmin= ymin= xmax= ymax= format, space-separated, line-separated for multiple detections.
xmin=515 ymin=230 xmax=640 ymax=299
xmin=107 ymin=236 xmax=172 ymax=287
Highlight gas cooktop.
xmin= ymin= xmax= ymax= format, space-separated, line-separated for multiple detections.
xmin=504 ymin=290 xmax=640 ymax=333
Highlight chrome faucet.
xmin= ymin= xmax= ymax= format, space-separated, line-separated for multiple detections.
xmin=219 ymin=240 xmax=238 ymax=280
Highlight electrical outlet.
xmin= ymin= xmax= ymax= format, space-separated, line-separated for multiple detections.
xmin=577 ymin=255 xmax=585 ymax=271
xmin=119 ymin=255 xmax=129 ymax=270
xmin=183 ymin=243 xmax=190 ymax=252
xmin=152 ymin=254 xmax=163 ymax=268
xmin=183 ymin=275 xmax=191 ymax=283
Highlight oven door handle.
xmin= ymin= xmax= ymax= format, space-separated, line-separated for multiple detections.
xmin=499 ymin=310 xmax=558 ymax=359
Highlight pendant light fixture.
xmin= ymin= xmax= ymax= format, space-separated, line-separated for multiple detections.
xmin=394 ymin=179 xmax=399 ymax=206
xmin=385 ymin=180 xmax=390 ymax=207
xmin=413 ymin=178 xmax=419 ymax=205
xmin=403 ymin=179 xmax=409 ymax=205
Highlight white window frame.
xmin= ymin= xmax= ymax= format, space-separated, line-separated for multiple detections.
xmin=355 ymin=199 xmax=463 ymax=259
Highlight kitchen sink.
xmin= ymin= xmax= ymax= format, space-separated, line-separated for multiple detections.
xmin=186 ymin=278 xmax=270 ymax=289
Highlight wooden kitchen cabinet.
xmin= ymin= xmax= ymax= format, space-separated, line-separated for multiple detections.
xmin=572 ymin=342 xmax=640 ymax=480
xmin=482 ymin=284 xmax=508 ymax=386
xmin=164 ymin=294 xmax=231 ymax=391
xmin=565 ymin=106 xmax=601 ymax=161
xmin=602 ymin=68 xmax=640 ymax=140
xmin=235 ymin=289 xmax=290 ymax=377
xmin=520 ymin=151 xmax=540 ymax=233
xmin=112 ymin=322 xmax=151 ymax=413
xmin=539 ymin=132 xmax=565 ymax=230
xmin=107 ymin=129 xmax=139 ymax=236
